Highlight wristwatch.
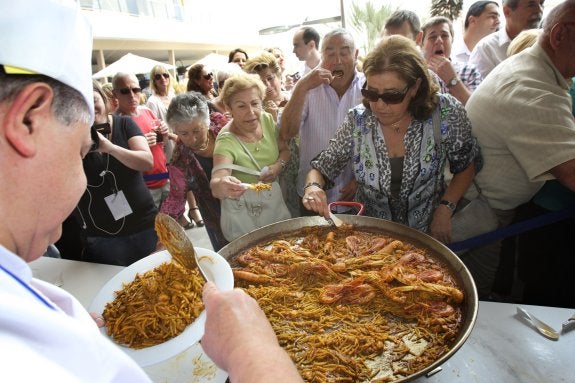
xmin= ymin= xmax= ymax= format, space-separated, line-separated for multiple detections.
xmin=440 ymin=199 xmax=457 ymax=213
xmin=447 ymin=77 xmax=460 ymax=88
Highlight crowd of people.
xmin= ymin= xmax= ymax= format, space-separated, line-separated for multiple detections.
xmin=2 ymin=0 xmax=575 ymax=381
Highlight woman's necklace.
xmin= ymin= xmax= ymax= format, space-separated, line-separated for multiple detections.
xmin=386 ymin=114 xmax=410 ymax=134
xmin=195 ymin=132 xmax=210 ymax=152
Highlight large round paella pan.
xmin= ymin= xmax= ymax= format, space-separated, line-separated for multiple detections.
xmin=219 ymin=215 xmax=478 ymax=383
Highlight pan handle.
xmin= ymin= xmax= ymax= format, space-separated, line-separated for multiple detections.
xmin=328 ymin=201 xmax=365 ymax=216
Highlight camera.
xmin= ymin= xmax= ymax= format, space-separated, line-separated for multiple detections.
xmin=89 ymin=122 xmax=111 ymax=152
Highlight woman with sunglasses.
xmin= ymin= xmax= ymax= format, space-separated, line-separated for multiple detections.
xmin=303 ymin=36 xmax=482 ymax=244
xmin=187 ymin=63 xmax=218 ymax=101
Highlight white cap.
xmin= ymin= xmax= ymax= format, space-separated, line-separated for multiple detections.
xmin=0 ymin=0 xmax=94 ymax=121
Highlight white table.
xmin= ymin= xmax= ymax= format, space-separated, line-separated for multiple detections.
xmin=31 ymin=257 xmax=575 ymax=383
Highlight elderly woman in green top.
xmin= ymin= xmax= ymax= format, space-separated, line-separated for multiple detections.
xmin=210 ymin=73 xmax=291 ymax=240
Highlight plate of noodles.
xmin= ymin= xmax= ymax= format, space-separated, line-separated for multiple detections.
xmin=89 ymin=248 xmax=234 ymax=367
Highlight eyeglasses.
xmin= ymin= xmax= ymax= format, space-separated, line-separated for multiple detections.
xmin=116 ymin=87 xmax=142 ymax=95
xmin=202 ymin=72 xmax=213 ymax=80
xmin=361 ymin=84 xmax=410 ymax=104
xmin=154 ymin=73 xmax=170 ymax=81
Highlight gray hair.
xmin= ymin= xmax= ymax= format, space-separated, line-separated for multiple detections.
xmin=321 ymin=28 xmax=356 ymax=54
xmin=0 ymin=71 xmax=90 ymax=126
xmin=166 ymin=91 xmax=210 ymax=129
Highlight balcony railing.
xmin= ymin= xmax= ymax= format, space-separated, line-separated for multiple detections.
xmin=79 ymin=0 xmax=184 ymax=21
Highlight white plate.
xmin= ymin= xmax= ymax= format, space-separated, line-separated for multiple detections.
xmin=89 ymin=248 xmax=234 ymax=367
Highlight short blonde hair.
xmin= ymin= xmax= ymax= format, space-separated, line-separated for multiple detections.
xmin=507 ymin=29 xmax=542 ymax=56
xmin=243 ymin=52 xmax=281 ymax=76
xmin=219 ymin=73 xmax=266 ymax=108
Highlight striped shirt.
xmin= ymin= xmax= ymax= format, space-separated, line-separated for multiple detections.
xmin=297 ymin=71 xmax=365 ymax=202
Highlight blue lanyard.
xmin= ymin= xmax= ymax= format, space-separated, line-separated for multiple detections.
xmin=0 ymin=263 xmax=57 ymax=311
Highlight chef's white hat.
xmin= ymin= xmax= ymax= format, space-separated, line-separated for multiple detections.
xmin=0 ymin=0 xmax=94 ymax=120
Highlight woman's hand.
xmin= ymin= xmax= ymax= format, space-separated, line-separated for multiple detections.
xmin=302 ymin=185 xmax=330 ymax=220
xmin=263 ymin=99 xmax=279 ymax=120
xmin=212 ymin=175 xmax=246 ymax=200
xmin=259 ymin=163 xmax=282 ymax=183
xmin=430 ymin=206 xmax=453 ymax=244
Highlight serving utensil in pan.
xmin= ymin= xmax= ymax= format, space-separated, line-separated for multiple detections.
xmin=154 ymin=213 xmax=208 ymax=282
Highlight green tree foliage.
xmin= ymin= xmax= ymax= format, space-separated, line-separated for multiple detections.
xmin=430 ymin=0 xmax=464 ymax=20
xmin=349 ymin=1 xmax=395 ymax=54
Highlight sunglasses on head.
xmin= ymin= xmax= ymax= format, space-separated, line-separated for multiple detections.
xmin=202 ymin=72 xmax=213 ymax=80
xmin=361 ymin=84 xmax=410 ymax=104
xmin=154 ymin=73 xmax=170 ymax=80
xmin=117 ymin=87 xmax=142 ymax=95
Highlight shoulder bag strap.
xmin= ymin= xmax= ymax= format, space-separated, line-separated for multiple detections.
xmin=212 ymin=163 xmax=261 ymax=176
xmin=230 ymin=133 xmax=263 ymax=171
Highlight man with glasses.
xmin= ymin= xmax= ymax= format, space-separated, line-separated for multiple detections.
xmin=469 ymin=0 xmax=544 ymax=78
xmin=113 ymin=72 xmax=170 ymax=208
xmin=463 ymin=0 xmax=575 ymax=299
xmin=453 ymin=1 xmax=500 ymax=64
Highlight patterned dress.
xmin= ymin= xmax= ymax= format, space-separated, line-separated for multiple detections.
xmin=311 ymin=93 xmax=482 ymax=233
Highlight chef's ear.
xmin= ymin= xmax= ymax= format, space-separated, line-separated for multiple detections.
xmin=3 ymin=82 xmax=54 ymax=157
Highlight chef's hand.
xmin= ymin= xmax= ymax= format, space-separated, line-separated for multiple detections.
xmin=201 ymin=282 xmax=277 ymax=370
xmin=90 ymin=312 xmax=105 ymax=328
xmin=430 ymin=207 xmax=453 ymax=244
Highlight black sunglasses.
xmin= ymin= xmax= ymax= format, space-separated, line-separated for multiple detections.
xmin=154 ymin=73 xmax=170 ymax=80
xmin=202 ymin=72 xmax=213 ymax=80
xmin=117 ymin=87 xmax=142 ymax=95
xmin=361 ymin=84 xmax=410 ymax=104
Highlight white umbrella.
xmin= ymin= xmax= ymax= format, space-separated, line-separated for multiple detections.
xmin=92 ymin=53 xmax=175 ymax=79
xmin=187 ymin=53 xmax=228 ymax=71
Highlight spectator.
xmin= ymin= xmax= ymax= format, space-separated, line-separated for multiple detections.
xmin=463 ymin=0 xmax=575 ymax=298
xmin=453 ymin=1 xmax=501 ymax=64
xmin=281 ymin=28 xmax=364 ymax=214
xmin=381 ymin=9 xmax=423 ymax=45
xmin=80 ymin=81 xmax=157 ymax=266
xmin=163 ymin=92 xmax=229 ymax=250
xmin=303 ymin=36 xmax=481 ymax=244
xmin=210 ymin=73 xmax=291 ymax=241
xmin=228 ymin=48 xmax=249 ymax=69
xmin=469 ymin=0 xmax=544 ymax=78
xmin=292 ymin=27 xmax=321 ymax=74
xmin=244 ymin=52 xmax=299 ymax=217
xmin=186 ymin=63 xmax=218 ymax=101
xmin=421 ymin=16 xmax=483 ymax=105
xmin=113 ymin=72 xmax=170 ymax=208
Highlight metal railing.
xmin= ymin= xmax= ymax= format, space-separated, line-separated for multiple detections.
xmin=79 ymin=0 xmax=184 ymax=21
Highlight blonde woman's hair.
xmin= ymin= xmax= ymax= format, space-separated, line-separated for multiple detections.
xmin=507 ymin=29 xmax=542 ymax=56
xmin=243 ymin=52 xmax=282 ymax=75
xmin=219 ymin=73 xmax=266 ymax=108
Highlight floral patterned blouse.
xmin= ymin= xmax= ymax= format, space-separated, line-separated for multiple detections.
xmin=311 ymin=93 xmax=482 ymax=233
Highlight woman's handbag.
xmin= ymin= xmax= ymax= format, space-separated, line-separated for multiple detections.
xmin=214 ymin=136 xmax=291 ymax=242
xmin=451 ymin=185 xmax=499 ymax=244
